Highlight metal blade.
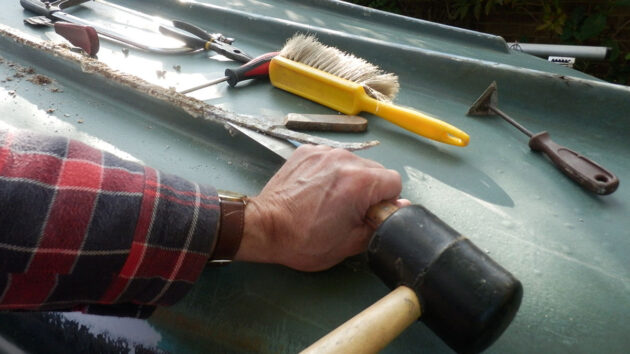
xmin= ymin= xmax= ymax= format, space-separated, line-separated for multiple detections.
xmin=228 ymin=123 xmax=296 ymax=160
xmin=467 ymin=81 xmax=498 ymax=116
xmin=24 ymin=16 xmax=54 ymax=27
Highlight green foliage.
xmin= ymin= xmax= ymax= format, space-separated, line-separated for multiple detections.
xmin=449 ymin=0 xmax=526 ymax=20
xmin=537 ymin=1 xmax=567 ymax=34
xmin=347 ymin=0 xmax=629 ymax=84
xmin=562 ymin=6 xmax=608 ymax=42
xmin=448 ymin=0 xmax=629 ymax=83
xmin=557 ymin=2 xmax=628 ymax=83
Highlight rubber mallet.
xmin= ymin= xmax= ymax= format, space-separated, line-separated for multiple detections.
xmin=303 ymin=203 xmax=523 ymax=354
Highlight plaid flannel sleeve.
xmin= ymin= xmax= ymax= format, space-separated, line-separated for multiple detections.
xmin=0 ymin=129 xmax=220 ymax=318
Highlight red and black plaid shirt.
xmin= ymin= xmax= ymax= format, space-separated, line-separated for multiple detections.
xmin=0 ymin=129 xmax=219 ymax=317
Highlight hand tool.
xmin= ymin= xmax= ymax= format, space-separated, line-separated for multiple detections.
xmin=170 ymin=20 xmax=235 ymax=46
xmin=180 ymin=52 xmax=278 ymax=93
xmin=158 ymin=21 xmax=252 ymax=63
xmin=268 ymin=34 xmax=470 ymax=147
xmin=21 ymin=0 xmax=192 ymax=54
xmin=467 ymin=81 xmax=619 ymax=195
xmin=236 ymin=113 xmax=368 ymax=138
xmin=23 ymin=16 xmax=99 ymax=56
xmin=303 ymin=202 xmax=522 ymax=354
xmin=250 ymin=139 xmax=521 ymax=352
xmin=282 ymin=113 xmax=367 ymax=132
xmin=20 ymin=0 xmax=246 ymax=58
xmin=84 ymin=0 xmax=247 ymax=60
xmin=82 ymin=0 xmax=240 ymax=51
xmin=249 ymin=113 xmax=368 ymax=133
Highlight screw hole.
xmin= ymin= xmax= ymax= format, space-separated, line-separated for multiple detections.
xmin=595 ymin=174 xmax=608 ymax=183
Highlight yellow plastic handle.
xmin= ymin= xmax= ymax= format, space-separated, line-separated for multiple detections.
xmin=269 ymin=57 xmax=470 ymax=147
xmin=360 ymin=95 xmax=470 ymax=146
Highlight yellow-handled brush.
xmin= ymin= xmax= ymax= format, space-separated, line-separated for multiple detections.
xmin=270 ymin=34 xmax=469 ymax=147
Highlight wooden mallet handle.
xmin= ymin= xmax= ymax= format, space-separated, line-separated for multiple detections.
xmin=301 ymin=286 xmax=420 ymax=354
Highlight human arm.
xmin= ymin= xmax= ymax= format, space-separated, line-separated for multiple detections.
xmin=0 ymin=128 xmax=219 ymax=317
xmin=0 ymin=129 xmax=407 ymax=315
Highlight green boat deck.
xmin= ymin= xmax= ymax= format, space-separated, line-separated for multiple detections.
xmin=0 ymin=0 xmax=629 ymax=352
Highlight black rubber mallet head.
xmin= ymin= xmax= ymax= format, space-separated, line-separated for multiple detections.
xmin=368 ymin=204 xmax=523 ymax=353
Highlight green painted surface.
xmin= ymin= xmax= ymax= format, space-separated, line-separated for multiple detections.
xmin=0 ymin=0 xmax=629 ymax=353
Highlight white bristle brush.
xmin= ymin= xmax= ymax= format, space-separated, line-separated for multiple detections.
xmin=271 ymin=34 xmax=469 ymax=146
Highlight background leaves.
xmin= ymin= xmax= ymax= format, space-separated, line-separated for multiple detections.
xmin=347 ymin=0 xmax=629 ymax=84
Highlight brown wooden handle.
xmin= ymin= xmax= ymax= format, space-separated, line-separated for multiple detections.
xmin=364 ymin=202 xmax=399 ymax=229
xmin=300 ymin=286 xmax=421 ymax=354
xmin=284 ymin=113 xmax=368 ymax=132
xmin=529 ymin=131 xmax=619 ymax=195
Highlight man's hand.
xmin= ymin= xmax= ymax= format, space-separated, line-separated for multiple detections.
xmin=234 ymin=145 xmax=409 ymax=271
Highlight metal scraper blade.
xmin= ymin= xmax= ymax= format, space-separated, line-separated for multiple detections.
xmin=24 ymin=16 xmax=54 ymax=27
xmin=467 ymin=81 xmax=499 ymax=116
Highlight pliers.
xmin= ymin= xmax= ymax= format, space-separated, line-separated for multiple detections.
xmin=21 ymin=0 xmax=252 ymax=61
xmin=159 ymin=20 xmax=253 ymax=63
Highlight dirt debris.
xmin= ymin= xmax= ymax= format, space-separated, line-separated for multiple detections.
xmin=28 ymin=74 xmax=53 ymax=86
xmin=17 ymin=66 xmax=35 ymax=75
xmin=0 ymin=54 xmax=63 ymax=93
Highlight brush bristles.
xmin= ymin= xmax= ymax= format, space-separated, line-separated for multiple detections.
xmin=279 ymin=34 xmax=399 ymax=102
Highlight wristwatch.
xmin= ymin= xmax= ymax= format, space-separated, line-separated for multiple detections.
xmin=208 ymin=190 xmax=248 ymax=264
